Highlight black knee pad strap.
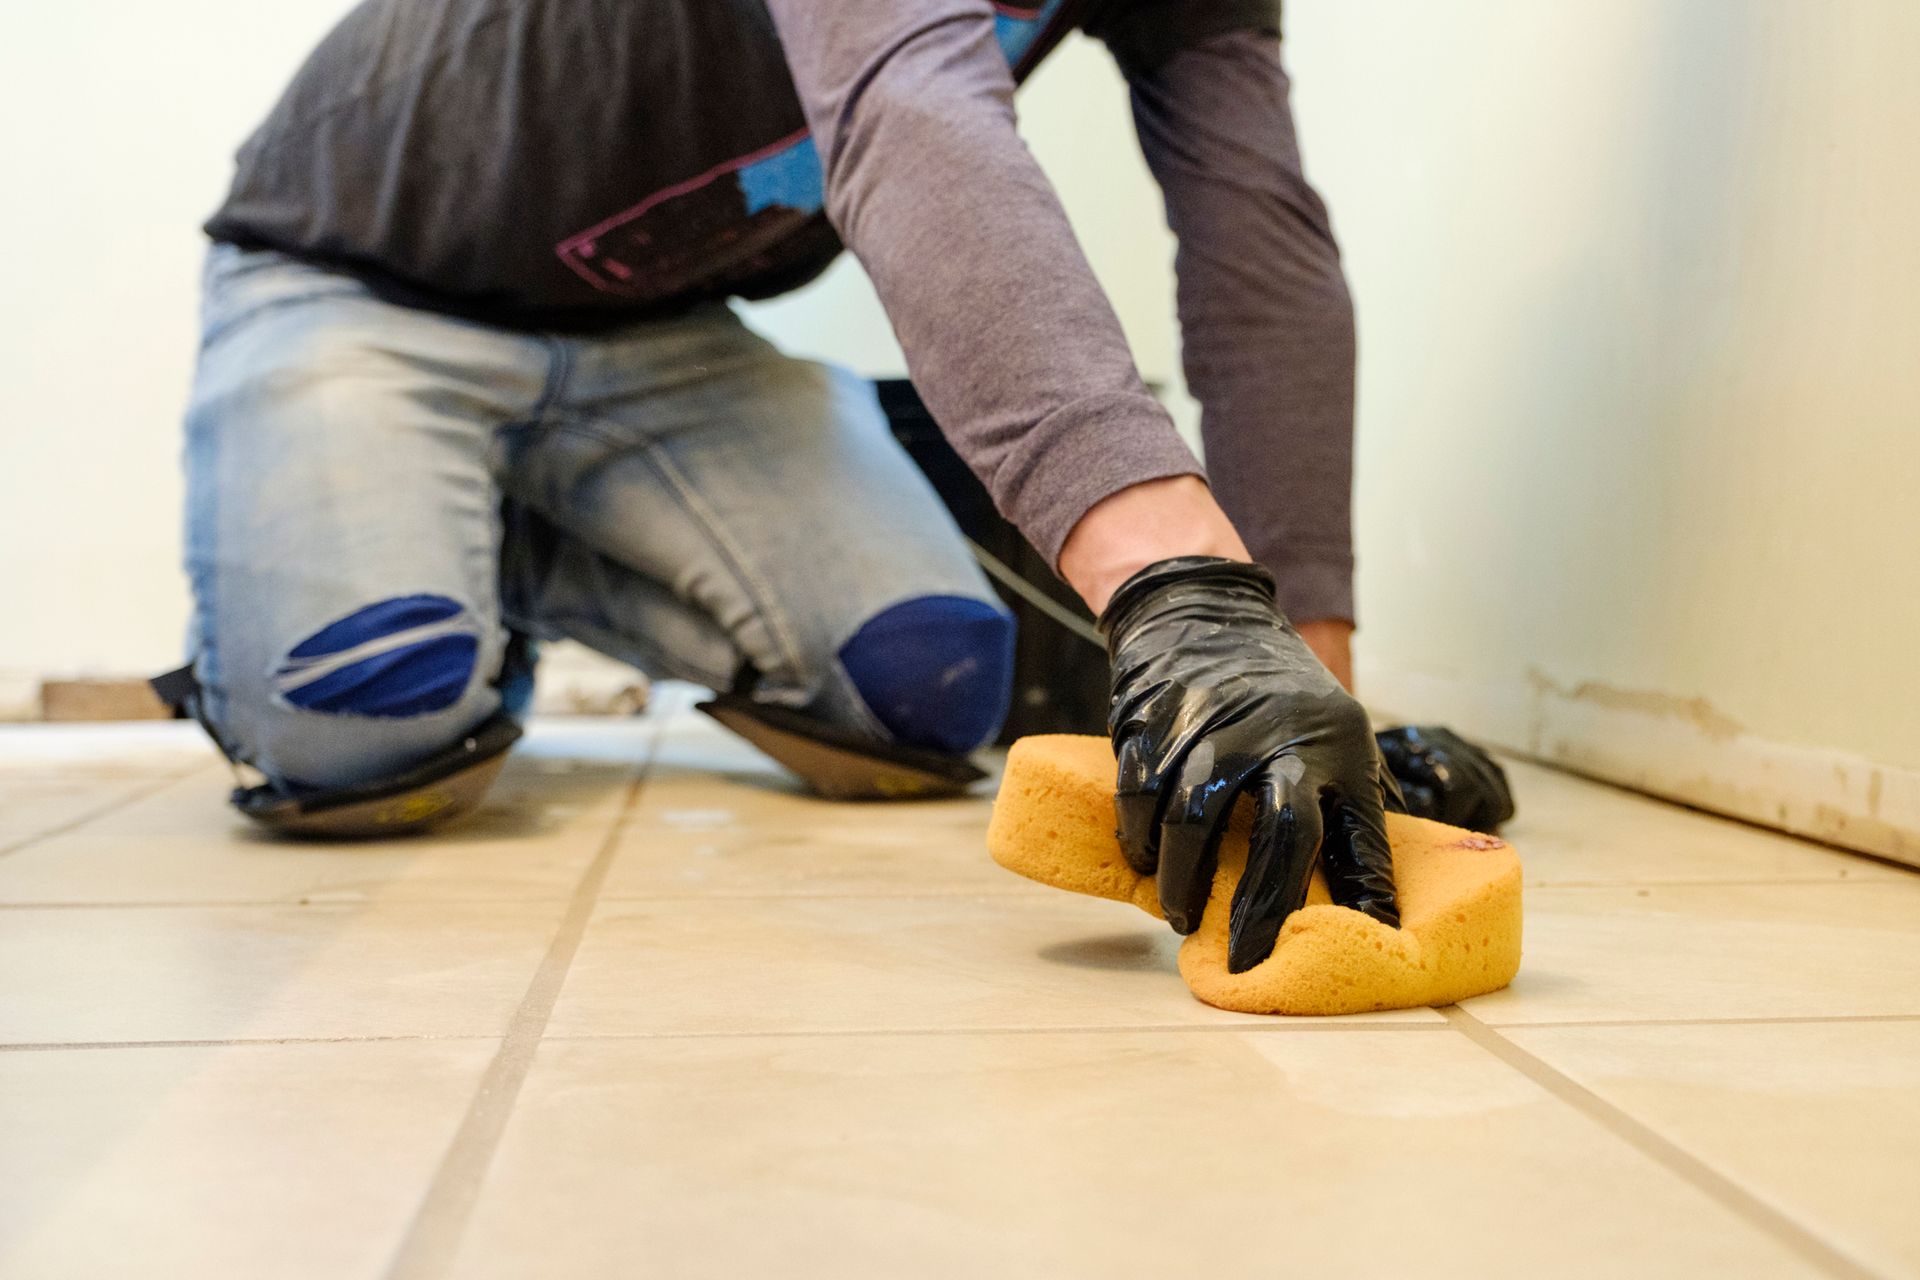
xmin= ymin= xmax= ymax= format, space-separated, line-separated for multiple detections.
xmin=152 ymin=665 xmax=522 ymax=838
xmin=230 ymin=712 xmax=523 ymax=838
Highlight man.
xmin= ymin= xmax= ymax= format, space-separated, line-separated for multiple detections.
xmin=169 ymin=0 xmax=1496 ymax=974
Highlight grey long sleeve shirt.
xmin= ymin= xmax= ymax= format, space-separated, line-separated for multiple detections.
xmin=207 ymin=0 xmax=1357 ymax=620
xmin=1129 ymin=28 xmax=1358 ymax=621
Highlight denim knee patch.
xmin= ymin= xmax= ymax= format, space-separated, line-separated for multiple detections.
xmin=837 ymin=595 xmax=1015 ymax=754
xmin=274 ymin=594 xmax=480 ymax=717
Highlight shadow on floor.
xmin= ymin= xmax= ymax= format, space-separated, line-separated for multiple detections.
xmin=1039 ymin=930 xmax=1172 ymax=971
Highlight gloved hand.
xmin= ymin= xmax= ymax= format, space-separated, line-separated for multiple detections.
xmin=1374 ymin=725 xmax=1515 ymax=833
xmin=1100 ymin=557 xmax=1400 ymax=973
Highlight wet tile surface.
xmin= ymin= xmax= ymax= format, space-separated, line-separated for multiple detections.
xmin=604 ymin=718 xmax=1027 ymax=902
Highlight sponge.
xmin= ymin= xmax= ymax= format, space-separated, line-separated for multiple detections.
xmin=987 ymin=735 xmax=1523 ymax=1016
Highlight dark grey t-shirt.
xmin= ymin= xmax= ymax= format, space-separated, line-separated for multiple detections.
xmin=208 ymin=0 xmax=840 ymax=324
xmin=209 ymin=0 xmax=1359 ymax=622
xmin=210 ymin=0 xmax=1121 ymax=324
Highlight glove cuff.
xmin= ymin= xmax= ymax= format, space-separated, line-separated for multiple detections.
xmin=1097 ymin=556 xmax=1279 ymax=640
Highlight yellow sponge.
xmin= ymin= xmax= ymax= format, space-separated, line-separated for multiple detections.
xmin=987 ymin=735 xmax=1523 ymax=1016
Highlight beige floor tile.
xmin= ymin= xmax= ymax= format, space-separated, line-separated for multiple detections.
xmin=449 ymin=1031 xmax=1813 ymax=1280
xmin=548 ymin=894 xmax=1441 ymax=1036
xmin=0 ymin=725 xmax=214 ymax=849
xmin=1499 ymin=758 xmax=1904 ymax=886
xmin=0 ymin=775 xmax=182 ymax=850
xmin=0 ymin=901 xmax=563 ymax=1043
xmin=0 ymin=1039 xmax=494 ymax=1280
xmin=1504 ymin=1021 xmax=1920 ymax=1277
xmin=1462 ymin=880 xmax=1920 ymax=1024
xmin=613 ymin=726 xmax=1900 ymax=909
xmin=0 ymin=724 xmax=642 ymax=906
xmin=605 ymin=761 xmax=1035 ymax=899
xmin=605 ymin=795 xmax=1038 ymax=900
xmin=601 ymin=710 xmax=1033 ymax=899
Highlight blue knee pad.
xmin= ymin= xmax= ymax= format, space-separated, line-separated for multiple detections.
xmin=274 ymin=595 xmax=480 ymax=718
xmin=837 ymin=595 xmax=1015 ymax=755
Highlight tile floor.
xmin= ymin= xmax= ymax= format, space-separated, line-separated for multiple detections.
xmin=2 ymin=694 xmax=1917 ymax=1279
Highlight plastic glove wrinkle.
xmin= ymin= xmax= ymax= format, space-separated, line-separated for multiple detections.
xmin=1374 ymin=725 xmax=1516 ymax=833
xmin=1099 ymin=556 xmax=1402 ymax=969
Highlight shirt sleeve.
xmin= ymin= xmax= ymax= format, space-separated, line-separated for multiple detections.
xmin=760 ymin=0 xmax=1204 ymax=568
xmin=1121 ymin=27 xmax=1359 ymax=624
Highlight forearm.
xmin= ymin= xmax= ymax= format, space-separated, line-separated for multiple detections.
xmin=1058 ymin=475 xmax=1354 ymax=688
xmin=764 ymin=0 xmax=1203 ymax=566
xmin=1131 ymin=30 xmax=1358 ymax=625
xmin=1057 ymin=476 xmax=1248 ymax=613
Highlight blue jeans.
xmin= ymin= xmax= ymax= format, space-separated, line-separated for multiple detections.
xmin=182 ymin=246 xmax=1013 ymax=789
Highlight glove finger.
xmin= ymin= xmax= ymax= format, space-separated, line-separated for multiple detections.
xmin=1321 ymin=784 xmax=1401 ymax=928
xmin=1395 ymin=727 xmax=1516 ymax=831
xmin=1376 ymin=746 xmax=1412 ymax=816
xmin=1398 ymin=781 xmax=1440 ymax=821
xmin=1375 ymin=726 xmax=1442 ymax=791
xmin=1227 ymin=758 xmax=1322 ymax=974
xmin=1113 ymin=731 xmax=1165 ymax=876
xmin=1155 ymin=743 xmax=1243 ymax=935
xmin=1373 ymin=728 xmax=1414 ymax=777
xmin=1457 ymin=742 xmax=1516 ymax=831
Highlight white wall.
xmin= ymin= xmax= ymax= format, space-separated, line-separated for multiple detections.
xmin=1288 ymin=0 xmax=1920 ymax=860
xmin=0 ymin=2 xmax=364 ymax=709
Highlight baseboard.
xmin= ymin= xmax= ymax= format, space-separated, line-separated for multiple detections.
xmin=0 ymin=672 xmax=41 ymax=722
xmin=1360 ymin=660 xmax=1920 ymax=870
xmin=38 ymin=679 xmax=174 ymax=721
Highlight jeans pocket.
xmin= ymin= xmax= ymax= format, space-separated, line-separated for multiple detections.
xmin=198 ymin=245 xmax=369 ymax=353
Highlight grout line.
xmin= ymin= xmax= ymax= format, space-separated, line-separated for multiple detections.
xmin=0 ymin=892 xmax=1046 ymax=910
xmin=1536 ymin=875 xmax=1896 ymax=886
xmin=0 ymin=898 xmax=588 ymax=911
xmin=0 ymin=762 xmax=213 ymax=861
xmin=1 ymin=884 xmax=1056 ymax=912
xmin=533 ymin=1020 xmax=1454 ymax=1041
xmin=1528 ymin=877 xmax=1898 ymax=890
xmin=13 ymin=1011 xmax=1912 ymax=1054
xmin=1471 ymin=1013 xmax=1920 ymax=1030
xmin=0 ymin=1035 xmax=500 ymax=1053
xmin=590 ymin=887 xmax=1053 ymax=903
xmin=0 ymin=1021 xmax=1449 ymax=1054
xmin=1442 ymin=1005 xmax=1884 ymax=1280
xmin=380 ymin=711 xmax=669 ymax=1280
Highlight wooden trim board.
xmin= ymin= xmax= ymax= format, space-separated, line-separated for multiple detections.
xmin=1361 ymin=659 xmax=1920 ymax=871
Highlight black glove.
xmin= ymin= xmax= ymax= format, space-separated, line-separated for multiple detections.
xmin=1101 ymin=557 xmax=1400 ymax=973
xmin=1374 ymin=725 xmax=1515 ymax=833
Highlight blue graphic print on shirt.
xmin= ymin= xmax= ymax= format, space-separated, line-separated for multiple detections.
xmin=732 ymin=1 xmax=1067 ymax=217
